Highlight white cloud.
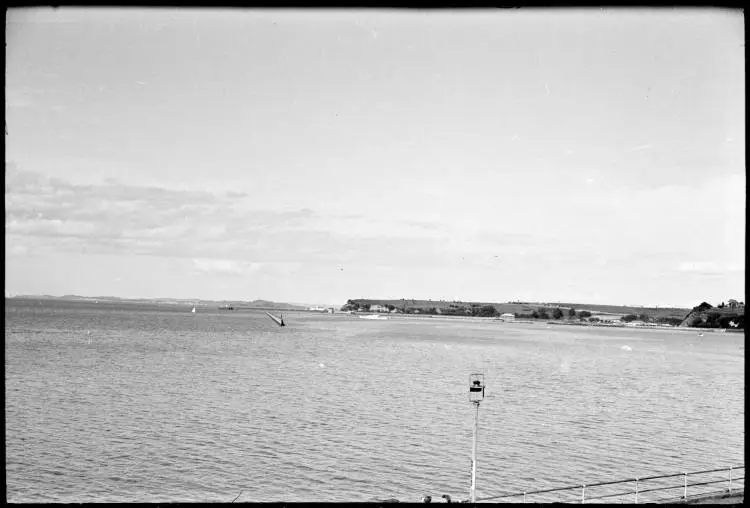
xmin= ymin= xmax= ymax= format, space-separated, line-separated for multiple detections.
xmin=626 ymin=144 xmax=652 ymax=152
xmin=7 ymin=243 xmax=29 ymax=256
xmin=264 ymin=262 xmax=303 ymax=277
xmin=675 ymin=261 xmax=742 ymax=274
xmin=4 ymin=166 xmax=327 ymax=260
xmin=191 ymin=258 xmax=264 ymax=276
xmin=6 ymin=217 xmax=96 ymax=237
xmin=677 ymin=261 xmax=719 ymax=273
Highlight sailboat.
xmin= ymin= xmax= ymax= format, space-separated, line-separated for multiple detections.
xmin=265 ymin=311 xmax=286 ymax=327
xmin=191 ymin=305 xmax=196 ymax=314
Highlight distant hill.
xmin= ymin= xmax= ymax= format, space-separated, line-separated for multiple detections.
xmin=9 ymin=294 xmax=307 ymax=310
xmin=244 ymin=300 xmax=307 ymax=310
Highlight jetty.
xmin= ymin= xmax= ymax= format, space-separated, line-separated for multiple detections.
xmin=265 ymin=312 xmax=285 ymax=327
xmin=467 ymin=465 xmax=744 ymax=504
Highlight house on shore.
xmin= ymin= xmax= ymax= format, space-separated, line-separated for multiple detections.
xmin=500 ymin=313 xmax=515 ymax=322
xmin=625 ymin=320 xmax=648 ymax=327
xmin=595 ymin=315 xmax=622 ymax=324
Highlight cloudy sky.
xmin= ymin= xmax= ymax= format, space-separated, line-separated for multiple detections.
xmin=5 ymin=8 xmax=744 ymax=307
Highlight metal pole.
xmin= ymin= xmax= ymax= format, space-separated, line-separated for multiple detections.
xmin=581 ymin=484 xmax=585 ymax=504
xmin=470 ymin=401 xmax=479 ymax=503
xmin=683 ymin=472 xmax=687 ymax=499
xmin=635 ymin=477 xmax=639 ymax=504
xmin=523 ymin=492 xmax=526 ymax=503
xmin=729 ymin=466 xmax=732 ymax=493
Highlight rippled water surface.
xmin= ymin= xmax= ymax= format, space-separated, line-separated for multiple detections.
xmin=5 ymin=299 xmax=745 ymax=502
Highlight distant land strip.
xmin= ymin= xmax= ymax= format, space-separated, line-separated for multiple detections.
xmin=342 ymin=298 xmax=745 ymax=329
xmin=7 ymin=294 xmax=744 ymax=329
xmin=6 ymin=294 xmax=310 ymax=311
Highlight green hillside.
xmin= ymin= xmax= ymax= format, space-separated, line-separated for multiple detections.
xmin=679 ymin=301 xmax=745 ymax=328
xmin=341 ymin=298 xmax=690 ymax=321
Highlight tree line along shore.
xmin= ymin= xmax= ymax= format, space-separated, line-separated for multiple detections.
xmin=341 ymin=298 xmax=745 ymax=329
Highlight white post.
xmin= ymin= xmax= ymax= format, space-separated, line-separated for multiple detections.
xmin=523 ymin=492 xmax=527 ymax=503
xmin=635 ymin=477 xmax=639 ymax=504
xmin=470 ymin=401 xmax=479 ymax=503
xmin=581 ymin=485 xmax=585 ymax=504
xmin=729 ymin=467 xmax=732 ymax=493
xmin=683 ymin=472 xmax=687 ymax=499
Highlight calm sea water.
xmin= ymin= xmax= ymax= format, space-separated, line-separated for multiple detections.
xmin=5 ymin=299 xmax=745 ymax=502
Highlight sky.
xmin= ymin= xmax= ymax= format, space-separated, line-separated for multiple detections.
xmin=5 ymin=8 xmax=745 ymax=307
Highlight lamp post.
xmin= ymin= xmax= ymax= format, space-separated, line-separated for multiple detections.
xmin=469 ymin=373 xmax=485 ymax=503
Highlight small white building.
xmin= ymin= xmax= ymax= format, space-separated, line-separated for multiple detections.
xmin=500 ymin=313 xmax=515 ymax=322
xmin=626 ymin=320 xmax=647 ymax=327
xmin=370 ymin=304 xmax=389 ymax=313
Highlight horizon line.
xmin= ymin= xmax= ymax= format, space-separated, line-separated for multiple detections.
xmin=4 ymin=292 xmax=719 ymax=310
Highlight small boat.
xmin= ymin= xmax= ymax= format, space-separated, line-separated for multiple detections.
xmin=265 ymin=311 xmax=285 ymax=327
xmin=359 ymin=314 xmax=389 ymax=320
xmin=191 ymin=306 xmax=196 ymax=313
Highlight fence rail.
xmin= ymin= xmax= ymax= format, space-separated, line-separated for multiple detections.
xmin=476 ymin=465 xmax=744 ymax=503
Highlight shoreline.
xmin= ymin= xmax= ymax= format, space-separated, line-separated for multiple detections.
xmin=544 ymin=320 xmax=744 ymax=333
xmin=345 ymin=312 xmax=744 ymax=333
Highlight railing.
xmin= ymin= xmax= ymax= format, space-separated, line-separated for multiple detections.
xmin=475 ymin=465 xmax=744 ymax=503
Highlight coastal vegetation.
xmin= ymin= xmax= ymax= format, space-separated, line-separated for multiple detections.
xmin=340 ymin=299 xmax=501 ymax=317
xmin=341 ymin=298 xmax=689 ymax=321
xmin=342 ymin=298 xmax=745 ymax=329
xmin=679 ymin=300 xmax=745 ymax=329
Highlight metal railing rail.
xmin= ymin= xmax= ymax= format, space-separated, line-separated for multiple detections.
xmin=476 ymin=465 xmax=744 ymax=503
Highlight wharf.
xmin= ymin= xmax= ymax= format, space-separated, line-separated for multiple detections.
xmin=681 ymin=490 xmax=744 ymax=504
xmin=470 ymin=465 xmax=744 ymax=504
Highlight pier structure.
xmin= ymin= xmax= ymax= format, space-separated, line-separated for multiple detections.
xmin=414 ymin=375 xmax=742 ymax=504
xmin=471 ymin=465 xmax=744 ymax=504
xmin=265 ymin=311 xmax=285 ymax=327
